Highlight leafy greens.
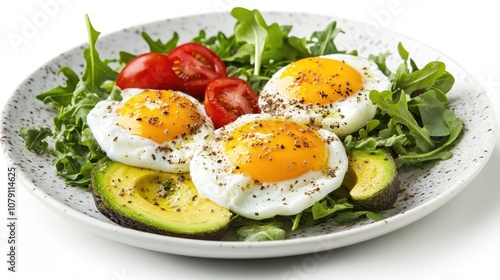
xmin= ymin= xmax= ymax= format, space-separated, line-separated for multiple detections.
xmin=346 ymin=42 xmax=463 ymax=167
xmin=20 ymin=15 xmax=120 ymax=186
xmin=19 ymin=8 xmax=463 ymax=241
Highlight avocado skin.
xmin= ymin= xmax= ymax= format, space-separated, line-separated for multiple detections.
xmin=345 ymin=148 xmax=399 ymax=210
xmin=90 ymin=158 xmax=231 ymax=240
xmin=354 ymin=174 xmax=399 ymax=210
xmin=92 ymin=187 xmax=229 ymax=240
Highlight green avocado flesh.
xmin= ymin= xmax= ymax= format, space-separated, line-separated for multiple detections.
xmin=91 ymin=158 xmax=232 ymax=239
xmin=342 ymin=148 xmax=399 ymax=210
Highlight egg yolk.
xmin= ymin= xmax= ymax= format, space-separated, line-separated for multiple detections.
xmin=224 ymin=119 xmax=329 ymax=183
xmin=116 ymin=90 xmax=202 ymax=143
xmin=279 ymin=57 xmax=363 ymax=105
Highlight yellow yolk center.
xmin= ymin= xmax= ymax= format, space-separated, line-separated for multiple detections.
xmin=280 ymin=57 xmax=363 ymax=105
xmin=224 ymin=119 xmax=329 ymax=183
xmin=116 ymin=90 xmax=202 ymax=144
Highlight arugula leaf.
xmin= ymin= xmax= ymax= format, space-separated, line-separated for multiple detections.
xmin=333 ymin=210 xmax=385 ymax=224
xmin=236 ymin=222 xmax=286 ymax=241
xmin=291 ymin=197 xmax=384 ymax=230
xmin=141 ymin=31 xmax=179 ymax=54
xmin=20 ymin=15 xmax=119 ymax=186
xmin=231 ymin=7 xmax=269 ymax=76
xmin=311 ymin=198 xmax=354 ymax=220
xmin=370 ymin=89 xmax=435 ymax=153
xmin=259 ymin=22 xmax=288 ymax=61
xmin=19 ymin=126 xmax=52 ymax=154
xmin=369 ymin=51 xmax=392 ymax=77
xmin=230 ymin=7 xmax=352 ymax=78
xmin=230 ymin=8 xmax=306 ymax=76
xmin=48 ymin=15 xmax=119 ymax=185
xmin=283 ymin=36 xmax=311 ymax=59
xmin=55 ymin=82 xmax=102 ymax=129
xmin=118 ymin=31 xmax=180 ymax=64
xmin=344 ymin=133 xmax=408 ymax=154
xmin=395 ymin=109 xmax=463 ymax=166
xmin=189 ymin=7 xmax=355 ymax=95
xmin=409 ymin=89 xmax=450 ymax=137
xmin=193 ymin=30 xmax=237 ymax=59
xmin=355 ymin=43 xmax=463 ymax=167
xmin=118 ymin=51 xmax=135 ymax=64
xmin=391 ymin=42 xmax=450 ymax=96
xmin=433 ymin=71 xmax=455 ymax=94
xmin=51 ymin=117 xmax=104 ymax=185
xmin=82 ymin=14 xmax=118 ymax=95
xmin=393 ymin=61 xmax=446 ymax=95
xmin=397 ymin=41 xmax=410 ymax=60
xmin=36 ymin=66 xmax=79 ymax=108
xmin=309 ymin=21 xmax=345 ymax=56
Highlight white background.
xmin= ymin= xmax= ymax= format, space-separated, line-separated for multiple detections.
xmin=1 ymin=0 xmax=499 ymax=279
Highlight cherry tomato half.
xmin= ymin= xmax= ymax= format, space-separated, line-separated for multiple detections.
xmin=204 ymin=77 xmax=261 ymax=128
xmin=116 ymin=53 xmax=179 ymax=90
xmin=167 ymin=42 xmax=227 ymax=100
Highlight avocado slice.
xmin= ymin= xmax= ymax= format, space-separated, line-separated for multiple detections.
xmin=91 ymin=158 xmax=232 ymax=239
xmin=342 ymin=148 xmax=399 ymax=210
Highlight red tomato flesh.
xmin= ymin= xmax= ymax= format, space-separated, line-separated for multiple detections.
xmin=204 ymin=77 xmax=261 ymax=128
xmin=167 ymin=42 xmax=227 ymax=100
xmin=116 ymin=53 xmax=179 ymax=90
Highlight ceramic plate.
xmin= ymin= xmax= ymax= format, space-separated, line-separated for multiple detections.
xmin=0 ymin=11 xmax=496 ymax=259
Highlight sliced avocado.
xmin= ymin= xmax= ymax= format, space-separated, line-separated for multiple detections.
xmin=342 ymin=148 xmax=399 ymax=210
xmin=91 ymin=158 xmax=232 ymax=239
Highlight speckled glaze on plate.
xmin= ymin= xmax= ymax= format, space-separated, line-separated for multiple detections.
xmin=0 ymin=12 xmax=496 ymax=258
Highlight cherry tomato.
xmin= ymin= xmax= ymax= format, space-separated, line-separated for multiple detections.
xmin=116 ymin=53 xmax=179 ymax=90
xmin=167 ymin=42 xmax=227 ymax=100
xmin=204 ymin=77 xmax=261 ymax=128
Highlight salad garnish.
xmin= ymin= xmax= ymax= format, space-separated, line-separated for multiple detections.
xmin=19 ymin=8 xmax=463 ymax=241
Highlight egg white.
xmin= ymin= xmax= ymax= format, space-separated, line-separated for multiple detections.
xmin=189 ymin=114 xmax=348 ymax=220
xmin=87 ymin=88 xmax=214 ymax=173
xmin=258 ymin=54 xmax=391 ymax=137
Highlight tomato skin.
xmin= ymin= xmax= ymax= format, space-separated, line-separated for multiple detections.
xmin=116 ymin=53 xmax=179 ymax=90
xmin=167 ymin=42 xmax=227 ymax=100
xmin=204 ymin=77 xmax=261 ymax=128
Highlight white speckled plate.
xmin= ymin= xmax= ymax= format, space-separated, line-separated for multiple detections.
xmin=0 ymin=12 xmax=496 ymax=259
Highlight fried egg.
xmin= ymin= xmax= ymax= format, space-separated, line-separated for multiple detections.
xmin=189 ymin=114 xmax=348 ymax=220
xmin=258 ymin=54 xmax=391 ymax=137
xmin=87 ymin=88 xmax=214 ymax=173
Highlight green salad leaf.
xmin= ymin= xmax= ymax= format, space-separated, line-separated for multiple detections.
xmin=395 ymin=109 xmax=463 ymax=166
xmin=369 ymin=51 xmax=392 ymax=77
xmin=20 ymin=15 xmax=119 ymax=186
xmin=141 ymin=31 xmax=179 ymax=54
xmin=119 ymin=31 xmax=179 ymax=63
xmin=193 ymin=30 xmax=238 ymax=59
xmin=310 ymin=21 xmax=349 ymax=56
xmin=82 ymin=15 xmax=119 ymax=95
xmin=348 ymin=42 xmax=463 ymax=167
xmin=370 ymin=89 xmax=435 ymax=153
xmin=393 ymin=61 xmax=446 ymax=95
xmin=311 ymin=198 xmax=354 ymax=220
xmin=236 ymin=221 xmax=286 ymax=241
xmin=231 ymin=7 xmax=269 ymax=76
xmin=333 ymin=210 xmax=385 ymax=224
xmin=18 ymin=126 xmax=52 ymax=155
xmin=35 ymin=66 xmax=79 ymax=108
xmin=196 ymin=7 xmax=351 ymax=92
xmin=287 ymin=197 xmax=383 ymax=231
